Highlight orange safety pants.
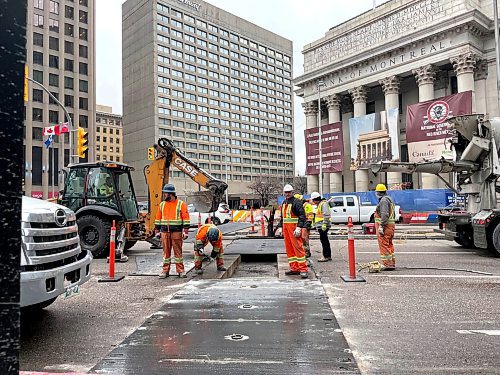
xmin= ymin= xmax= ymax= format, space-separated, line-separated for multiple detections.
xmin=375 ymin=222 xmax=396 ymax=268
xmin=194 ymin=240 xmax=224 ymax=270
xmin=161 ymin=231 xmax=185 ymax=274
xmin=283 ymin=224 xmax=307 ymax=272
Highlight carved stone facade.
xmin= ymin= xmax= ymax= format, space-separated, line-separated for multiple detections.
xmin=302 ymin=101 xmax=318 ymax=116
xmin=450 ymin=52 xmax=477 ymax=76
xmin=412 ymin=64 xmax=436 ymax=86
xmin=325 ymin=94 xmax=341 ymax=111
xmin=379 ymin=76 xmax=401 ymax=95
xmin=474 ymin=59 xmax=489 ymax=81
xmin=348 ymin=86 xmax=369 ymax=104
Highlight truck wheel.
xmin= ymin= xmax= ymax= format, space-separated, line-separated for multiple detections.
xmin=77 ymin=215 xmax=111 ymax=258
xmin=124 ymin=240 xmax=137 ymax=251
xmin=455 ymin=231 xmax=475 ymax=249
xmin=488 ymin=224 xmax=500 ymax=257
xmin=22 ymin=297 xmax=58 ymax=313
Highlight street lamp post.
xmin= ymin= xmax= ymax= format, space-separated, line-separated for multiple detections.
xmin=494 ymin=0 xmax=500 ymax=106
xmin=224 ymin=133 xmax=228 ymax=204
xmin=317 ymin=80 xmax=326 ymax=197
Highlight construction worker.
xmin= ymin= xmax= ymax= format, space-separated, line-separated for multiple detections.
xmin=194 ymin=223 xmax=226 ymax=274
xmin=155 ymin=183 xmax=190 ymax=278
xmin=375 ymin=184 xmax=396 ymax=270
xmin=294 ymin=193 xmax=313 ymax=258
xmin=279 ymin=184 xmax=308 ymax=278
xmin=99 ymin=176 xmax=114 ymax=196
xmin=311 ymin=192 xmax=332 ymax=262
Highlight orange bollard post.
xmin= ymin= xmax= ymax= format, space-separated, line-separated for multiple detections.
xmin=98 ymin=220 xmax=125 ymax=282
xmin=341 ymin=216 xmax=365 ymax=283
xmin=249 ymin=208 xmax=257 ymax=233
xmin=198 ymin=212 xmax=202 ymax=229
xmin=260 ymin=208 xmax=266 ymax=236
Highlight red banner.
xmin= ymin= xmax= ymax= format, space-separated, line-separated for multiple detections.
xmin=305 ymin=122 xmax=344 ymax=175
xmin=406 ymin=91 xmax=472 ymax=162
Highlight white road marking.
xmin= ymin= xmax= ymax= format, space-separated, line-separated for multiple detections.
xmin=356 ymin=251 xmax=473 ymax=255
xmin=158 ymin=358 xmax=284 ymax=364
xmin=193 ymin=318 xmax=281 ymax=322
xmin=456 ymin=330 xmax=500 ymax=336
xmin=385 ymin=275 xmax=500 ymax=278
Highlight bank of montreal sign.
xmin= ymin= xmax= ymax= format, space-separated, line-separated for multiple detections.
xmin=177 ymin=0 xmax=201 ymax=11
xmin=311 ymin=37 xmax=454 ymax=92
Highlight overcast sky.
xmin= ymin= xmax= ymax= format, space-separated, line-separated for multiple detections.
xmin=96 ymin=0 xmax=385 ymax=175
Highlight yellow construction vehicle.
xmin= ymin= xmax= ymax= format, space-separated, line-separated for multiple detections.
xmin=59 ymin=138 xmax=228 ymax=257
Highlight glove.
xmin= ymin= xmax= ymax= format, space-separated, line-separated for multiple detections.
xmin=210 ymin=250 xmax=217 ymax=258
xmin=182 ymin=229 xmax=189 ymax=240
xmin=293 ymin=227 xmax=301 ymax=238
xmin=195 ymin=245 xmax=204 ymax=255
xmin=378 ymin=226 xmax=384 ymax=236
xmin=321 ymin=223 xmax=327 ymax=232
xmin=155 ymin=231 xmax=161 ymax=239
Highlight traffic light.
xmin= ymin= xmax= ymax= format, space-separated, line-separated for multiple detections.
xmin=147 ymin=147 xmax=155 ymax=160
xmin=24 ymin=64 xmax=28 ymax=102
xmin=77 ymin=127 xmax=88 ymax=159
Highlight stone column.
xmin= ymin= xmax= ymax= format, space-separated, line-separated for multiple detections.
xmin=303 ymin=101 xmax=319 ymax=193
xmin=379 ymin=76 xmax=402 ymax=188
xmin=325 ymin=94 xmax=342 ymax=192
xmin=341 ymin=95 xmax=355 ymax=192
xmin=474 ymin=59 xmax=488 ymax=115
xmin=349 ymin=86 xmax=370 ymax=192
xmin=412 ymin=64 xmax=438 ymax=189
xmin=450 ymin=52 xmax=477 ymax=111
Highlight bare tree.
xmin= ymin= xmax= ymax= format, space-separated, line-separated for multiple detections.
xmin=292 ymin=175 xmax=308 ymax=194
xmin=248 ymin=175 xmax=282 ymax=207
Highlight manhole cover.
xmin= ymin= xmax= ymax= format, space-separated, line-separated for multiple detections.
xmin=224 ymin=333 xmax=249 ymax=341
xmin=238 ymin=304 xmax=258 ymax=310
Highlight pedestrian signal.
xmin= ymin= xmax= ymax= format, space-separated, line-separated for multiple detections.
xmin=147 ymin=147 xmax=155 ymax=160
xmin=77 ymin=127 xmax=88 ymax=159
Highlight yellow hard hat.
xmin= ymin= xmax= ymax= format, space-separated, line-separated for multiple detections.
xmin=294 ymin=193 xmax=303 ymax=200
xmin=375 ymin=183 xmax=387 ymax=192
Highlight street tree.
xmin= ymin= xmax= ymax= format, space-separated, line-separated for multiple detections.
xmin=248 ymin=175 xmax=282 ymax=207
xmin=292 ymin=175 xmax=308 ymax=194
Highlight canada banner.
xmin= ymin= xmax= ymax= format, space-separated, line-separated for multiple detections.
xmin=406 ymin=91 xmax=472 ymax=163
xmin=305 ymin=122 xmax=344 ymax=175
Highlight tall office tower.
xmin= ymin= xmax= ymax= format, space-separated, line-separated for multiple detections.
xmin=123 ymin=0 xmax=294 ymax=206
xmin=25 ymin=0 xmax=95 ymax=199
xmin=95 ymin=105 xmax=124 ymax=163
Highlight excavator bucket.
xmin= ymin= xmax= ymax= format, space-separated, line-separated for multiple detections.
xmin=189 ymin=191 xmax=217 ymax=213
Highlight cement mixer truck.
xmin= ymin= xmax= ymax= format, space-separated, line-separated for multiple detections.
xmin=371 ymin=115 xmax=500 ymax=256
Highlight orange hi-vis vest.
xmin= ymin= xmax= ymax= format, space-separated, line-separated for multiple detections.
xmin=196 ymin=224 xmax=222 ymax=250
xmin=281 ymin=202 xmax=298 ymax=226
xmin=154 ymin=198 xmax=190 ymax=232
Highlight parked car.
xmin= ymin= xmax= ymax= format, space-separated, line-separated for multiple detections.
xmin=21 ymin=197 xmax=92 ymax=311
xmin=327 ymin=195 xmax=402 ymax=224
xmin=188 ymin=203 xmax=232 ymax=226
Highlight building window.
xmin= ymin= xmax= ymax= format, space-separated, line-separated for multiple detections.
xmin=96 ymin=136 xmax=100 ymax=142
xmin=79 ymin=115 xmax=88 ymax=127
xmin=49 ymin=92 xmax=58 ymax=105
xmin=32 ymin=108 xmax=43 ymax=122
xmin=49 ymin=36 xmax=59 ymax=51
xmin=79 ymin=27 xmax=88 ymax=41
xmin=65 ymin=23 xmax=74 ymax=37
xmin=64 ymin=58 xmax=74 ymax=71
xmin=33 ymin=32 xmax=43 ymax=47
xmin=79 ymin=97 xmax=88 ymax=110
xmin=79 ymin=80 xmax=88 ymax=93
xmin=49 ymin=110 xmax=59 ymax=123
xmin=79 ymin=10 xmax=88 ymax=24
xmin=33 ymin=89 xmax=43 ymax=103
xmin=65 ymin=40 xmax=74 ymax=54
xmin=49 ymin=18 xmax=59 ymax=32
xmin=79 ymin=0 xmax=88 ymax=6
xmin=116 ymin=129 xmax=120 ymax=135
xmin=64 ymin=94 xmax=74 ymax=108
xmin=49 ymin=73 xmax=59 ymax=87
xmin=79 ymin=62 xmax=88 ymax=75
xmin=49 ymin=55 xmax=59 ymax=68
xmin=33 ymin=70 xmax=43 ymax=84
xmin=79 ymin=44 xmax=88 ymax=58
xmin=49 ymin=1 xmax=59 ymax=14
xmin=33 ymin=14 xmax=44 ymax=28
xmin=65 ymin=5 xmax=74 ymax=19
xmin=64 ymin=77 xmax=74 ymax=89
xmin=34 ymin=0 xmax=43 ymax=9
xmin=33 ymin=51 xmax=43 ymax=65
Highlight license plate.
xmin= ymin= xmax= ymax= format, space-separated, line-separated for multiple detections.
xmin=64 ymin=285 xmax=80 ymax=299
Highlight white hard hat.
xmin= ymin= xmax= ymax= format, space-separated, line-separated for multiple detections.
xmin=283 ymin=184 xmax=294 ymax=192
xmin=310 ymin=192 xmax=321 ymax=200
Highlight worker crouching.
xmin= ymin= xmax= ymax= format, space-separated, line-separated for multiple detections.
xmin=155 ymin=184 xmax=190 ymax=278
xmin=194 ymin=224 xmax=226 ymax=274
xmin=374 ymin=184 xmax=396 ymax=270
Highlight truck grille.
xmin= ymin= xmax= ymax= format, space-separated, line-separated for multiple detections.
xmin=33 ymin=231 xmax=78 ymax=243
xmin=30 ymin=220 xmax=76 ymax=229
xmin=35 ymin=243 xmax=79 ymax=257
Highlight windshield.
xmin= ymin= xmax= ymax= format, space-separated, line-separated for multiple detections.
xmin=61 ymin=167 xmax=87 ymax=212
xmin=86 ymin=167 xmax=119 ymax=209
xmin=115 ymin=171 xmax=139 ymax=220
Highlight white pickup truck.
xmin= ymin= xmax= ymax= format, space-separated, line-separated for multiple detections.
xmin=327 ymin=195 xmax=402 ymax=224
xmin=21 ymin=197 xmax=92 ymax=310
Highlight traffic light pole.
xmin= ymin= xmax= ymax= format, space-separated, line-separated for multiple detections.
xmin=27 ymin=77 xmax=76 ymax=164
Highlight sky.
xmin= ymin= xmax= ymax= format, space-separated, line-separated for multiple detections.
xmin=96 ymin=0 xmax=385 ymax=175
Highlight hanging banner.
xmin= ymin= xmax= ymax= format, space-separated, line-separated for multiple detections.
xmin=305 ymin=122 xmax=344 ymax=175
xmin=349 ymin=108 xmax=399 ymax=170
xmin=406 ymin=91 xmax=472 ymax=162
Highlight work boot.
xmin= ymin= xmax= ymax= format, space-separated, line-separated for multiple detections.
xmin=285 ymin=270 xmax=300 ymax=276
xmin=305 ymin=251 xmax=312 ymax=258
xmin=178 ymin=272 xmax=187 ymax=278
xmin=317 ymin=257 xmax=332 ymax=262
xmin=380 ymin=266 xmax=396 ymax=271
xmin=196 ymin=269 xmax=203 ymax=275
xmin=300 ymin=272 xmax=309 ymax=279
xmin=158 ymin=271 xmax=169 ymax=279
xmin=217 ymin=266 xmax=227 ymax=271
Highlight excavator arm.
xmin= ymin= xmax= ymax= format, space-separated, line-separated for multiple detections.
xmin=143 ymin=138 xmax=228 ymax=236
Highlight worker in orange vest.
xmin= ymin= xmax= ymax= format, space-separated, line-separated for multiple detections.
xmin=294 ymin=193 xmax=313 ymax=258
xmin=155 ymin=184 xmax=190 ymax=278
xmin=278 ymin=184 xmax=308 ymax=278
xmin=194 ymin=223 xmax=226 ymax=274
xmin=375 ymin=184 xmax=396 ymax=270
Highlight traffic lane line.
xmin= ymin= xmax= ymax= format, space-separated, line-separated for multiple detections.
xmin=355 ymin=251 xmax=474 ymax=254
xmin=456 ymin=330 xmax=500 ymax=336
xmin=383 ymin=275 xmax=500 ymax=278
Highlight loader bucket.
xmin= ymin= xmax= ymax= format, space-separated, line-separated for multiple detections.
xmin=189 ymin=191 xmax=217 ymax=212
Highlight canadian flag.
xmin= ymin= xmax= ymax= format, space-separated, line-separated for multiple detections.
xmin=43 ymin=126 xmax=56 ymax=136
xmin=56 ymin=123 xmax=69 ymax=134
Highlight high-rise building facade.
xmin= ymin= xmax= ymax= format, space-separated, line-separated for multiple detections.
xmin=25 ymin=0 xmax=95 ymax=199
xmin=96 ymin=105 xmax=123 ymax=163
xmin=123 ymin=0 xmax=294 ymax=205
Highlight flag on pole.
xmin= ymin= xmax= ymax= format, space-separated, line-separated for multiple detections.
xmin=43 ymin=126 xmax=56 ymax=136
xmin=44 ymin=135 xmax=54 ymax=149
xmin=57 ymin=122 xmax=70 ymax=134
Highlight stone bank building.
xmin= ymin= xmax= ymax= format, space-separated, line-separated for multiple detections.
xmin=295 ymin=0 xmax=498 ymax=193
